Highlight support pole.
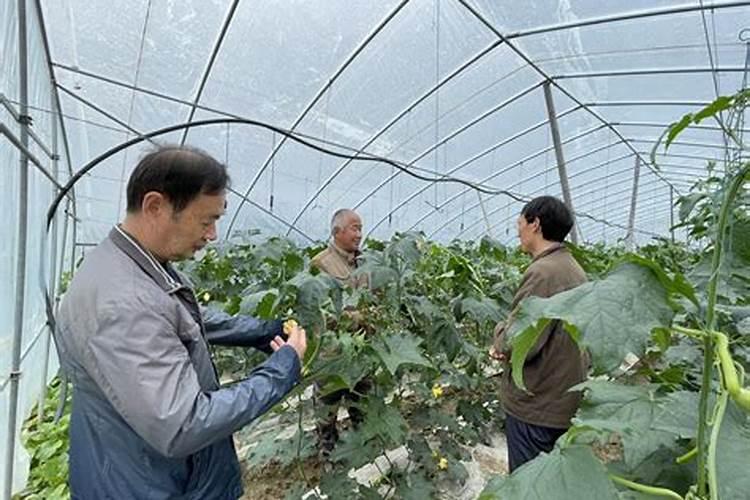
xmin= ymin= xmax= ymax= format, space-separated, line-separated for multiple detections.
xmin=4 ymin=0 xmax=30 ymax=497
xmin=626 ymin=156 xmax=642 ymax=248
xmin=38 ymin=86 xmax=60 ymax=420
xmin=542 ymin=81 xmax=578 ymax=244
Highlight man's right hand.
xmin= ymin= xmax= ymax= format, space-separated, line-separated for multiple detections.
xmin=270 ymin=323 xmax=307 ymax=361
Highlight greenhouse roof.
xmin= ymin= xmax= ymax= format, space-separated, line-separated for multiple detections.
xmin=6 ymin=1 xmax=750 ymax=246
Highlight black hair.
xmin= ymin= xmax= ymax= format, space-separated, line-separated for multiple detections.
xmin=126 ymin=145 xmax=230 ymax=213
xmin=521 ymin=195 xmax=574 ymax=242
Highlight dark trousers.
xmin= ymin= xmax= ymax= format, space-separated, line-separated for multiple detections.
xmin=505 ymin=413 xmax=567 ymax=472
xmin=315 ymin=379 xmax=372 ymax=453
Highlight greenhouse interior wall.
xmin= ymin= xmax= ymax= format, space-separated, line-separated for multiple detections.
xmin=1 ymin=0 xmax=749 ymax=497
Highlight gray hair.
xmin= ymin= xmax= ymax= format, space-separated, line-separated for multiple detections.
xmin=331 ymin=208 xmax=356 ymax=236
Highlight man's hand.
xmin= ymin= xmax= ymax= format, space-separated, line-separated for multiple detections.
xmin=271 ymin=321 xmax=307 ymax=361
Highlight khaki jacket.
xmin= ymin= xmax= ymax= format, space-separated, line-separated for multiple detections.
xmin=494 ymin=244 xmax=588 ymax=429
xmin=311 ymin=242 xmax=369 ymax=289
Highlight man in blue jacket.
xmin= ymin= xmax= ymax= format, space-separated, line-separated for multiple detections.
xmin=56 ymin=145 xmax=307 ymax=499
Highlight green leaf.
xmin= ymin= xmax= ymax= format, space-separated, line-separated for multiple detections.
xmin=716 ymin=399 xmax=750 ymax=500
xmin=652 ymin=390 xmax=701 ymax=439
xmin=360 ymin=398 xmax=409 ymax=444
xmin=387 ymin=233 xmax=422 ymax=265
xmin=508 ymin=262 xmax=675 ymax=389
xmin=431 ymin=317 xmax=464 ymax=362
xmin=456 ymin=296 xmax=503 ymax=325
xmin=239 ymin=289 xmax=278 ymax=316
xmin=293 ymin=273 xmax=340 ymax=333
xmin=665 ymin=114 xmax=693 ymax=149
xmin=394 ymin=470 xmax=437 ymax=500
xmin=371 ymin=332 xmax=433 ymax=375
xmin=693 ymin=95 xmax=732 ymax=124
xmin=478 ymin=445 xmax=620 ymax=500
xmin=677 ymin=193 xmax=706 ymax=223
xmin=479 ymin=235 xmax=507 ymax=261
xmin=574 ymin=381 xmax=687 ymax=469
xmin=618 ymin=254 xmax=698 ymax=306
xmin=318 ymin=470 xmax=361 ymax=500
xmin=245 ymin=429 xmax=316 ymax=468
xmin=329 ymin=429 xmax=380 ymax=469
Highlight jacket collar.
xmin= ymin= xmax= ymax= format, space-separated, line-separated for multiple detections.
xmin=531 ymin=242 xmax=565 ymax=263
xmin=329 ymin=241 xmax=360 ymax=267
xmin=109 ymin=225 xmax=185 ymax=294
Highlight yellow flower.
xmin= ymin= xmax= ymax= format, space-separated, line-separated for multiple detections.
xmin=283 ymin=319 xmax=298 ymax=335
xmin=202 ymin=292 xmax=211 ymax=302
xmin=438 ymin=457 xmax=448 ymax=470
xmin=432 ymin=384 xmax=444 ymax=399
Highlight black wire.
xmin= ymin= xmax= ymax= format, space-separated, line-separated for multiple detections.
xmin=46 ymin=116 xmax=658 ymax=238
xmin=46 ymin=117 xmax=529 ymax=230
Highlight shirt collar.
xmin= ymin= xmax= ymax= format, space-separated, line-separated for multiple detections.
xmin=109 ymin=225 xmax=185 ymax=294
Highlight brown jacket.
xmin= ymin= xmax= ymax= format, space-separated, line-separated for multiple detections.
xmin=311 ymin=242 xmax=369 ymax=289
xmin=494 ymin=244 xmax=588 ymax=429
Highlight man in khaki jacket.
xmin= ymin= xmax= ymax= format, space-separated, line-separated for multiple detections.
xmin=490 ymin=196 xmax=588 ymax=472
xmin=311 ymin=209 xmax=370 ymax=457
xmin=311 ymin=209 xmax=367 ymax=288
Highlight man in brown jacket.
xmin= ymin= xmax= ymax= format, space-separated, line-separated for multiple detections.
xmin=311 ymin=209 xmax=367 ymax=288
xmin=311 ymin=208 xmax=370 ymax=457
xmin=490 ymin=196 xmax=588 ymax=472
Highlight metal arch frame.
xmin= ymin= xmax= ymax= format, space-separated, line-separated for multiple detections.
xmin=179 ymin=0 xmax=240 ymax=146
xmin=614 ymin=120 xmax=750 ymax=135
xmin=628 ymin=137 xmax=745 ymax=151
xmin=456 ymin=0 xmax=680 ymax=195
xmin=41 ymin=114 xmax=320 ymax=242
xmin=366 ymin=122 xmax=624 ymax=240
xmin=3 ymin=1 xmax=79 ymax=497
xmin=585 ymin=195 xmax=681 ymax=233
xmin=404 ymin=123 xmax=609 ymax=232
xmin=36 ymin=2 xmax=750 ymax=246
xmin=0 ymin=123 xmax=66 ymax=191
xmin=551 ymin=66 xmax=748 ymax=80
xmin=41 ymin=1 xmax=750 ymax=242
xmin=641 ymin=151 xmax=725 ymax=164
xmin=422 ymin=147 xmax=635 ymax=240
xmin=474 ymin=159 xmax=646 ymax=237
xmin=51 ymin=63 xmax=413 ymax=166
xmin=657 ymin=165 xmax=723 ymax=175
xmin=429 ymin=148 xmax=637 ymax=240
xmin=58 ymin=84 xmax=154 ymax=143
xmin=585 ymin=99 xmax=713 ymax=107
xmin=223 ymin=0 xmax=411 ymax=239
xmin=473 ymin=177 xmax=686 ymax=243
xmin=356 ymin=84 xmax=567 ymax=238
xmin=500 ymin=1 xmax=750 ymax=40
xmin=285 ymin=77 xmax=544 ymax=237
xmin=571 ymin=180 xmax=696 ymax=234
xmin=245 ymin=0 xmax=750 ymax=237
xmin=575 ymin=178 xmax=696 ymax=224
xmin=0 ymin=93 xmax=54 ymax=158
xmin=455 ymin=149 xmax=701 ymax=241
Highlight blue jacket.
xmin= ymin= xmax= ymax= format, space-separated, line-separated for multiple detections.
xmin=57 ymin=226 xmax=301 ymax=499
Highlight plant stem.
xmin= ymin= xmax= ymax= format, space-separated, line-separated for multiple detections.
xmin=708 ymin=390 xmax=729 ymax=500
xmin=296 ymin=394 xmax=319 ymax=498
xmin=672 ymin=325 xmax=707 ymax=340
xmin=696 ymin=164 xmax=749 ymax=496
xmin=609 ymin=475 xmax=683 ymax=500
xmin=676 ymin=446 xmax=698 ymax=464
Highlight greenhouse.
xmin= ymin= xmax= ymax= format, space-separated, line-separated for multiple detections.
xmin=2 ymin=0 xmax=750 ymax=498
